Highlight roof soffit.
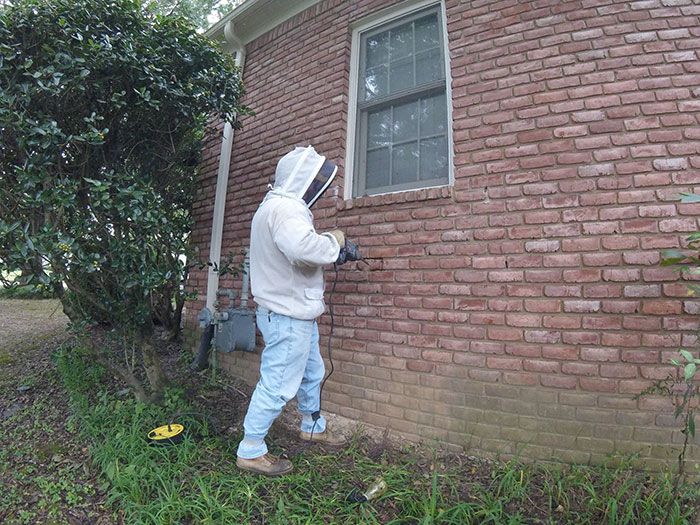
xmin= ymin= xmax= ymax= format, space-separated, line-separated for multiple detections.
xmin=206 ymin=0 xmax=324 ymax=45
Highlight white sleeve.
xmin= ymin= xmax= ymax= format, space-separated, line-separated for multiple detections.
xmin=271 ymin=204 xmax=340 ymax=267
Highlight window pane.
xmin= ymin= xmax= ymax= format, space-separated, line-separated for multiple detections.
xmin=389 ymin=56 xmax=414 ymax=94
xmin=366 ymin=32 xmax=388 ymax=69
xmin=393 ymin=100 xmax=418 ymax=143
xmin=389 ymin=22 xmax=413 ymax=60
xmin=392 ymin=142 xmax=418 ymax=185
xmin=415 ymin=14 xmax=440 ymax=52
xmin=364 ymin=65 xmax=388 ymax=100
xmin=420 ymin=92 xmax=447 ymax=136
xmin=356 ymin=7 xmax=449 ymax=197
xmin=368 ymin=108 xmax=391 ymax=148
xmin=366 ymin=147 xmax=390 ymax=190
xmin=415 ymin=48 xmax=442 ymax=85
xmin=419 ymin=137 xmax=448 ymax=181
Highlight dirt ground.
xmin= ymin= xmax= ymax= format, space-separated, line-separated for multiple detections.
xmin=0 ymin=298 xmax=69 ymax=353
xmin=0 ymin=299 xmax=108 ymax=524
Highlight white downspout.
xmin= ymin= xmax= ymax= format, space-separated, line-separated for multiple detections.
xmin=205 ymin=22 xmax=246 ymax=314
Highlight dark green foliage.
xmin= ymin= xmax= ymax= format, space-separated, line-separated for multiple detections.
xmin=0 ymin=0 xmax=247 ymax=396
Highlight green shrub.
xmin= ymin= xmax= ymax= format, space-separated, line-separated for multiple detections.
xmin=0 ymin=0 xmax=248 ymax=400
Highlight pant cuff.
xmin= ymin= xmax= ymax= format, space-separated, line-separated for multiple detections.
xmin=237 ymin=438 xmax=269 ymax=459
xmin=300 ymin=414 xmax=327 ymax=434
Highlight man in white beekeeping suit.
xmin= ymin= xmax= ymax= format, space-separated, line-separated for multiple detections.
xmin=236 ymin=145 xmax=347 ymax=476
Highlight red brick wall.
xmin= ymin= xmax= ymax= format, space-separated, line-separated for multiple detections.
xmin=186 ymin=0 xmax=700 ymax=469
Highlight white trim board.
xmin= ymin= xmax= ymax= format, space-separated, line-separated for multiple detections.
xmin=206 ymin=0 xmax=323 ymax=45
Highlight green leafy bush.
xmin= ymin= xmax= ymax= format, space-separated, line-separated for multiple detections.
xmin=0 ymin=0 xmax=247 ymax=399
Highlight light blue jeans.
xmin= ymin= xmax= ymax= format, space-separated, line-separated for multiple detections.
xmin=237 ymin=306 xmax=327 ymax=459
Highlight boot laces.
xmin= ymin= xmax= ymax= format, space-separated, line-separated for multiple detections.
xmin=263 ymin=453 xmax=279 ymax=464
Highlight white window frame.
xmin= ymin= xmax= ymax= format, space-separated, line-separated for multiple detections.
xmin=345 ymin=0 xmax=454 ymax=200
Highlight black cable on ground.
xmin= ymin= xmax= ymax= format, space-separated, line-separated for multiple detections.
xmin=296 ymin=263 xmax=339 ymax=455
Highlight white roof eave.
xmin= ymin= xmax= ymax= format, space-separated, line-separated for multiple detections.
xmin=205 ymin=0 xmax=324 ymax=45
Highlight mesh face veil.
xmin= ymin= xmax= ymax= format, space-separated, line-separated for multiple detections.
xmin=302 ymin=160 xmax=338 ymax=207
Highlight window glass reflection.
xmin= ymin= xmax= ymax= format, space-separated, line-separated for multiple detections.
xmin=366 ymin=147 xmax=390 ymax=189
xmin=368 ymin=108 xmax=391 ymax=148
xmin=415 ymin=14 xmax=439 ymax=52
xmin=419 ymin=136 xmax=448 ymax=181
xmin=392 ymin=101 xmax=418 ymax=143
xmin=364 ymin=64 xmax=388 ymax=100
xmin=420 ymin=93 xmax=446 ymax=136
xmin=366 ymin=33 xmax=388 ymax=68
xmin=415 ymin=48 xmax=442 ymax=85
xmin=392 ymin=142 xmax=418 ymax=185
xmin=389 ymin=22 xmax=413 ymax=60
xmin=359 ymin=9 xmax=448 ymax=194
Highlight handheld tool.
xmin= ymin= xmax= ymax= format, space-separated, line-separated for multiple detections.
xmin=336 ymin=238 xmax=365 ymax=266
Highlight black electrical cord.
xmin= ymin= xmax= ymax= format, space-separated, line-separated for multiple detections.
xmin=297 ymin=262 xmax=339 ymax=455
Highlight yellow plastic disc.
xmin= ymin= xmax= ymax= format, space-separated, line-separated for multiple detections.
xmin=148 ymin=424 xmax=185 ymax=441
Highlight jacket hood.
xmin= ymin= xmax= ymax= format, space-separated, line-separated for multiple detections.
xmin=267 ymin=146 xmax=337 ymax=207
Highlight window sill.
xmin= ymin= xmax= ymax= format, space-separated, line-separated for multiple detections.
xmin=339 ymin=185 xmax=452 ymax=210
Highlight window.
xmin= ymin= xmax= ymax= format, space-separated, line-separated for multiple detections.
xmin=350 ymin=4 xmax=451 ymax=198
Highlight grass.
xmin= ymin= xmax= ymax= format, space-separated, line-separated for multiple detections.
xmin=0 ymin=368 xmax=100 ymax=524
xmin=46 ymin=343 xmax=700 ymax=525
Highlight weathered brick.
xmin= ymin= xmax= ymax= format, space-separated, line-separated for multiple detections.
xmin=642 ymin=300 xmax=682 ymax=315
xmin=579 ymin=378 xmax=617 ymax=392
xmin=602 ymin=269 xmax=641 ymax=282
xmin=580 ymin=348 xmax=620 ymax=362
xmin=563 ymin=300 xmax=601 ymax=313
xmin=543 ymin=315 xmax=582 ymax=330
xmin=602 ymin=333 xmax=642 ymax=347
xmin=561 ymin=238 xmax=600 ymax=252
xmin=562 ymin=332 xmax=600 ymax=345
xmin=583 ymin=284 xmax=622 ymax=298
xmin=525 ymin=239 xmax=560 ymax=252
xmin=563 ymin=269 xmax=600 ymax=282
xmin=524 ymin=330 xmax=561 ymax=344
xmin=562 ymin=363 xmax=598 ymax=376
xmin=541 ymin=376 xmax=577 ymax=389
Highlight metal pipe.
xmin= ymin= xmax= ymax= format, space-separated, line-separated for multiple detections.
xmin=205 ymin=22 xmax=247 ymax=312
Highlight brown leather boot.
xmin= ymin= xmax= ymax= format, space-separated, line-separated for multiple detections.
xmin=236 ymin=453 xmax=293 ymax=477
xmin=299 ymin=428 xmax=347 ymax=447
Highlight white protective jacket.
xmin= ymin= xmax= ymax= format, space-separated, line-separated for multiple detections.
xmin=249 ymin=146 xmax=340 ymax=320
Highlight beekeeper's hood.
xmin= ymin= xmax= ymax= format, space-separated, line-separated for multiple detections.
xmin=265 ymin=146 xmax=337 ymax=207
